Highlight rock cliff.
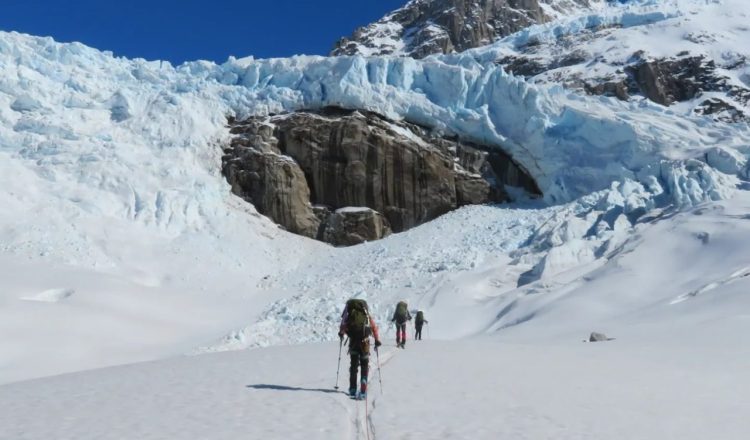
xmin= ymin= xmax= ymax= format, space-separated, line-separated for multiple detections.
xmin=223 ymin=107 xmax=539 ymax=245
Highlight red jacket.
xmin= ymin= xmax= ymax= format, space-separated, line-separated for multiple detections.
xmin=339 ymin=307 xmax=380 ymax=341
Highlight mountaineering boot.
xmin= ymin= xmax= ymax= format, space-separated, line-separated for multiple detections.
xmin=349 ymin=387 xmax=357 ymax=397
xmin=358 ymin=376 xmax=368 ymax=399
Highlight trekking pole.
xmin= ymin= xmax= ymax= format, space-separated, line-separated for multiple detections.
xmin=334 ymin=337 xmax=346 ymax=390
xmin=375 ymin=346 xmax=384 ymax=394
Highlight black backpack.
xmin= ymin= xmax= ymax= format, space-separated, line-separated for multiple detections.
xmin=345 ymin=299 xmax=371 ymax=339
xmin=416 ymin=311 xmax=424 ymax=323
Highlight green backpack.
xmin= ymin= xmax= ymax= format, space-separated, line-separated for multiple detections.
xmin=416 ymin=311 xmax=424 ymax=322
xmin=394 ymin=301 xmax=408 ymax=321
xmin=345 ymin=299 xmax=371 ymax=339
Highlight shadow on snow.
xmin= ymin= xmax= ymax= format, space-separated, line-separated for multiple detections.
xmin=246 ymin=384 xmax=345 ymax=395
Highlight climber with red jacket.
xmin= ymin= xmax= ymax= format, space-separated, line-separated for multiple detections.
xmin=391 ymin=300 xmax=412 ymax=348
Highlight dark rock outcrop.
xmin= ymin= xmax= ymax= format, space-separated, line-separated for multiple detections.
xmin=223 ymin=107 xmax=540 ymax=246
xmin=497 ymin=55 xmax=550 ymax=77
xmin=584 ymin=80 xmax=630 ymax=101
xmin=695 ymin=98 xmax=747 ymax=123
xmin=322 ymin=208 xmax=392 ymax=246
xmin=496 ymin=48 xmax=749 ymax=122
xmin=499 ymin=51 xmax=728 ymax=106
xmin=498 ymin=50 xmax=592 ymax=79
xmin=627 ymin=56 xmax=725 ymax=106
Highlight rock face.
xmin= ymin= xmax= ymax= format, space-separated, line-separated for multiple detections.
xmin=223 ymin=107 xmax=540 ymax=246
xmin=331 ymin=0 xmax=594 ymax=58
xmin=222 ymin=148 xmax=320 ymax=238
xmin=273 ymin=111 xmax=460 ymax=232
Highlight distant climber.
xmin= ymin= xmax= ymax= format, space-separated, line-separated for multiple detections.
xmin=339 ymin=298 xmax=381 ymax=399
xmin=414 ymin=310 xmax=428 ymax=340
xmin=391 ymin=300 xmax=412 ymax=348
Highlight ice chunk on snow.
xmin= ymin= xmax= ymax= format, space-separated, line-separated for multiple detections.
xmin=10 ymin=95 xmax=43 ymax=113
xmin=335 ymin=206 xmax=374 ymax=214
xmin=705 ymin=147 xmax=746 ymax=176
xmin=21 ymin=288 xmax=75 ymax=303
xmin=532 ymin=238 xmax=598 ymax=279
xmin=108 ymin=91 xmax=131 ymax=122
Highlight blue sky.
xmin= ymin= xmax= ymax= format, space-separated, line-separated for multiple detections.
xmin=0 ymin=0 xmax=406 ymax=64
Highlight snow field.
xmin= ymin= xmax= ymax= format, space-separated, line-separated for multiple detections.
xmin=1 ymin=338 xmax=746 ymax=440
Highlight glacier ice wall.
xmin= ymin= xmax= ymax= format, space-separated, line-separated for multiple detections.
xmin=0 ymin=0 xmax=748 ymax=237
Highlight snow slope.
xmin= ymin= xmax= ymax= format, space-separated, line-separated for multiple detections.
xmin=204 ymin=185 xmax=750 ymax=352
xmin=4 ymin=190 xmax=750 ymax=438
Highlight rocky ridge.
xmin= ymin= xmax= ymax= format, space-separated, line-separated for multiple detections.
xmin=331 ymin=0 xmax=600 ymax=59
xmin=497 ymin=38 xmax=750 ymax=122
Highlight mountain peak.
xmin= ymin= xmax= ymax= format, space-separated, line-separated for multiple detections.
xmin=331 ymin=0 xmax=601 ymax=58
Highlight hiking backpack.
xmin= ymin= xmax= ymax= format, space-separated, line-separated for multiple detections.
xmin=345 ymin=299 xmax=371 ymax=339
xmin=416 ymin=311 xmax=424 ymax=322
xmin=394 ymin=301 xmax=408 ymax=322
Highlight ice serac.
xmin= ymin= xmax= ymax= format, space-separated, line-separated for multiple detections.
xmin=222 ymin=107 xmax=539 ymax=245
xmin=331 ymin=0 xmax=597 ymax=58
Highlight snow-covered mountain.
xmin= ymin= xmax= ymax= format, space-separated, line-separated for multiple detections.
xmin=331 ymin=0 xmax=606 ymax=58
xmin=474 ymin=0 xmax=750 ymax=122
xmin=1 ymin=1 xmax=750 ymax=438
xmin=334 ymin=0 xmax=750 ymax=121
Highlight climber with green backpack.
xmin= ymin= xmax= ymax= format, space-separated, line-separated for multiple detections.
xmin=391 ymin=300 xmax=412 ymax=348
xmin=338 ymin=298 xmax=382 ymax=399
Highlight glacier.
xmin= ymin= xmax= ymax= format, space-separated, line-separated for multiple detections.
xmin=0 ymin=0 xmax=749 ymax=378
xmin=2 ymin=1 xmax=747 ymax=223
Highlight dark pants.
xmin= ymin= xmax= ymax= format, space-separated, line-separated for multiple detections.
xmin=415 ymin=323 xmax=423 ymax=340
xmin=395 ymin=322 xmax=407 ymax=345
xmin=349 ymin=339 xmax=370 ymax=393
